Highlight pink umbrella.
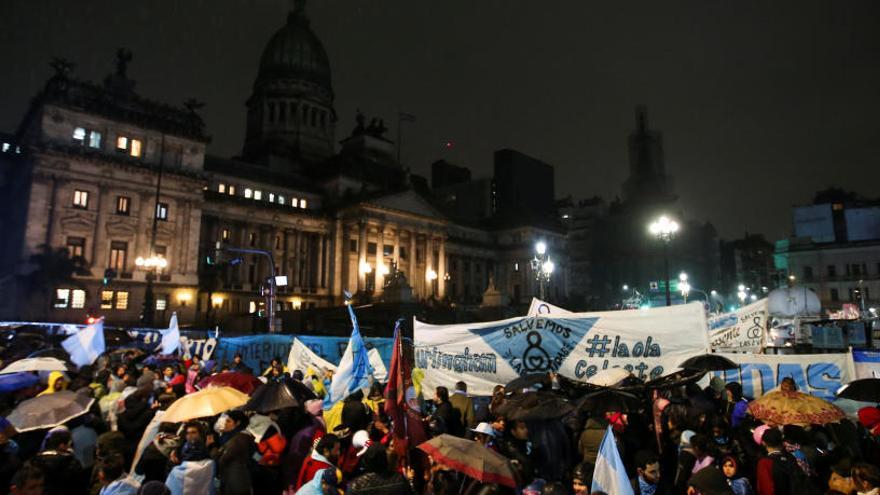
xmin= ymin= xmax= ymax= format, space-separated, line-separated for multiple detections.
xmin=198 ymin=372 xmax=262 ymax=395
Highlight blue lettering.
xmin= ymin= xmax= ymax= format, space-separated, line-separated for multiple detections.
xmin=807 ymin=363 xmax=840 ymax=401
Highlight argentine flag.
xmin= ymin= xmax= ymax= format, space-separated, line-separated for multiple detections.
xmin=591 ymin=426 xmax=634 ymax=495
xmin=62 ymin=318 xmax=105 ymax=368
xmin=160 ymin=312 xmax=181 ymax=354
xmin=328 ymin=302 xmax=373 ymax=404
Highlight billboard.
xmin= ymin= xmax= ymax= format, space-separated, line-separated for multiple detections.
xmin=793 ymin=204 xmax=835 ymax=243
xmin=844 ymin=207 xmax=880 ymax=242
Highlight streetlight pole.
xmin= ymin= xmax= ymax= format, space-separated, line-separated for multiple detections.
xmin=649 ymin=215 xmax=680 ymax=307
xmin=531 ymin=241 xmax=554 ymax=300
xmin=141 ymin=135 xmax=166 ymax=326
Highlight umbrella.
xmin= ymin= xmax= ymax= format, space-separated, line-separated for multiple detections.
xmin=284 ymin=378 xmax=318 ymax=402
xmin=417 ymin=434 xmax=517 ymax=488
xmin=645 ymin=369 xmax=707 ymax=390
xmin=7 ymin=390 xmax=95 ymax=432
xmin=494 ymin=391 xmax=575 ymax=421
xmin=161 ymin=386 xmax=249 ymax=423
xmin=0 ymin=372 xmax=39 ymax=393
xmin=505 ymin=373 xmax=551 ymax=394
xmin=747 ymin=390 xmax=846 ymax=426
xmin=247 ymin=382 xmax=304 ymax=413
xmin=576 ymin=388 xmax=643 ymax=414
xmin=836 ymin=378 xmax=880 ymax=403
xmin=198 ymin=372 xmax=263 ymax=395
xmin=586 ymin=368 xmax=632 ymax=387
xmin=0 ymin=357 xmax=68 ymax=375
xmin=679 ymin=354 xmax=738 ymax=372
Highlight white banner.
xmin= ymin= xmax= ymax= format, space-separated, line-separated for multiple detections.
xmin=415 ymin=302 xmax=709 ymax=397
xmin=707 ymin=299 xmax=767 ymax=352
xmin=711 ymin=352 xmax=855 ymax=400
xmin=287 ymin=338 xmax=337 ymax=374
xmin=852 ymin=349 xmax=880 ymax=379
xmin=527 ymin=298 xmax=572 ymax=316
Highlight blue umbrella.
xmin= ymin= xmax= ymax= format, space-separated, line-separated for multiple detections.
xmin=0 ymin=372 xmax=39 ymax=393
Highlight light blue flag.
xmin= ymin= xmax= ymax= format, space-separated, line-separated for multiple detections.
xmin=160 ymin=312 xmax=180 ymax=355
xmin=328 ymin=303 xmax=373 ymax=404
xmin=591 ymin=425 xmax=634 ymax=495
xmin=62 ymin=319 xmax=105 ymax=368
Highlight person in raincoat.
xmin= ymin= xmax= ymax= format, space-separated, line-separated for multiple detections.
xmin=38 ymin=371 xmax=68 ymax=396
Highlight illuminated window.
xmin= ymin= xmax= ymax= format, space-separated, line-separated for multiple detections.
xmin=116 ymin=196 xmax=130 ymax=215
xmin=73 ymin=127 xmax=86 ymax=142
xmin=155 ymin=296 xmax=166 ymax=311
xmin=55 ymin=289 xmax=70 ymax=308
xmin=228 ymin=185 xmax=236 ymax=195
xmin=116 ymin=291 xmax=128 ymax=310
xmin=244 ymin=188 xmax=253 ymax=199
xmin=73 ymin=190 xmax=89 ymax=209
xmin=254 ymin=190 xmax=262 ymax=201
xmin=249 ymin=233 xmax=257 ymax=247
xmin=116 ymin=136 xmax=129 ymax=150
xmin=221 ymin=229 xmax=230 ymax=241
xmin=156 ymin=202 xmax=169 ymax=221
xmin=71 ymin=289 xmax=86 ymax=309
xmin=268 ymin=193 xmax=275 ymax=202
xmin=291 ymin=197 xmax=298 ymax=207
xmin=278 ymin=195 xmax=285 ymax=205
xmin=130 ymin=139 xmax=142 ymax=157
xmin=249 ymin=301 xmax=257 ymax=314
xmin=101 ymin=290 xmax=114 ymax=309
xmin=109 ymin=241 xmax=127 ymax=271
xmin=514 ymin=262 xmax=519 ymax=272
xmin=218 ymin=184 xmax=226 ymax=194
xmin=299 ymin=198 xmax=307 ymax=208
xmin=66 ymin=237 xmax=85 ymax=258
xmin=88 ymin=131 xmax=102 ymax=149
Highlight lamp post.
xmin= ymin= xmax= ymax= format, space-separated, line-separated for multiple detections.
xmin=531 ymin=241 xmax=554 ymax=300
xmin=679 ymin=272 xmax=690 ymax=304
xmin=649 ymin=215 xmax=679 ymax=306
xmin=137 ymin=255 xmax=168 ymax=326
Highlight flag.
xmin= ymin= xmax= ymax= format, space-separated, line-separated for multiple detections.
xmin=62 ymin=318 xmax=105 ymax=368
xmin=287 ymin=337 xmax=337 ymax=375
xmin=160 ymin=313 xmax=180 ymax=355
xmin=368 ymin=348 xmax=387 ymax=383
xmin=165 ymin=459 xmax=216 ymax=495
xmin=591 ymin=426 xmax=634 ymax=495
xmin=384 ymin=319 xmax=409 ymax=413
xmin=328 ymin=304 xmax=373 ymax=404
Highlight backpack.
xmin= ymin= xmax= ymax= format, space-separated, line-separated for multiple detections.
xmin=770 ymin=452 xmax=822 ymax=495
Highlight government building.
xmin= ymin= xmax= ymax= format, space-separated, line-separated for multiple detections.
xmin=0 ymin=3 xmax=568 ymax=331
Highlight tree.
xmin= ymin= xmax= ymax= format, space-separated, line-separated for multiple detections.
xmin=24 ymin=244 xmax=91 ymax=310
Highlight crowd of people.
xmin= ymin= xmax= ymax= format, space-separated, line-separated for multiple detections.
xmin=0 ymin=349 xmax=879 ymax=495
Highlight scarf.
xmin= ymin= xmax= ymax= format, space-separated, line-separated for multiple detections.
xmin=181 ymin=440 xmax=209 ymax=462
xmin=639 ymin=475 xmax=658 ymax=495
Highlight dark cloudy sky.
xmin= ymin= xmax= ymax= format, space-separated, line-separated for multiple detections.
xmin=3 ymin=1 xmax=879 ymax=240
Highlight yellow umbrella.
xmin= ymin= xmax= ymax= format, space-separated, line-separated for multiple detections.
xmin=162 ymin=386 xmax=249 ymax=423
xmin=747 ymin=390 xmax=845 ymax=426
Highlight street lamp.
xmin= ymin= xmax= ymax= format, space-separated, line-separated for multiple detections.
xmin=649 ymin=215 xmax=679 ymax=306
xmin=531 ymin=241 xmax=554 ymax=300
xmin=679 ymin=272 xmax=691 ymax=303
xmin=737 ymin=284 xmax=747 ymax=304
xmin=136 ymin=254 xmax=168 ymax=326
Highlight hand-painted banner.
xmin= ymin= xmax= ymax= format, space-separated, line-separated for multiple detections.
xmin=527 ymin=298 xmax=572 ymax=316
xmin=287 ymin=337 xmax=337 ymax=374
xmin=852 ymin=349 xmax=880 ymax=379
xmin=213 ymin=335 xmax=293 ymax=373
xmin=415 ymin=302 xmax=709 ymax=397
xmin=711 ymin=352 xmax=855 ymax=401
xmin=295 ymin=336 xmax=393 ymax=367
xmin=707 ymin=299 xmax=767 ymax=352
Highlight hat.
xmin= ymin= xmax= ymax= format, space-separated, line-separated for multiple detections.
xmin=680 ymin=430 xmax=696 ymax=449
xmin=471 ymin=422 xmax=496 ymax=438
xmin=352 ymin=430 xmax=371 ymax=456
xmin=752 ymin=425 xmax=770 ymax=446
xmin=305 ymin=399 xmax=323 ymax=416
xmin=688 ymin=466 xmax=734 ymax=495
xmin=709 ymin=376 xmax=726 ymax=394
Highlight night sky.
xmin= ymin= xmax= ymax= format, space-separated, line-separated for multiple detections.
xmin=3 ymin=1 xmax=879 ymax=241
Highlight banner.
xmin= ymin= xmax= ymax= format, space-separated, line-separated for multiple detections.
xmin=852 ymin=349 xmax=880 ymax=379
xmin=213 ymin=335 xmax=293 ymax=373
xmin=295 ymin=336 xmax=394 ymax=366
xmin=179 ymin=336 xmax=217 ymax=362
xmin=287 ymin=337 xmax=337 ymax=374
xmin=527 ymin=298 xmax=572 ymax=316
xmin=415 ymin=302 xmax=709 ymax=397
xmin=712 ymin=352 xmax=855 ymax=400
xmin=707 ymin=299 xmax=767 ymax=352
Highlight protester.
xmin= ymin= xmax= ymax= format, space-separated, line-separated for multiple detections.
xmin=720 ymin=456 xmax=753 ymax=495
xmin=97 ymin=453 xmax=140 ymax=495
xmin=8 ymin=463 xmax=44 ymax=495
xmin=687 ymin=466 xmax=734 ymax=495
xmin=165 ymin=421 xmax=215 ymax=495
xmin=346 ymin=444 xmax=411 ymax=494
xmin=213 ymin=411 xmax=254 ymax=495
xmin=631 ymin=450 xmax=662 ymax=495
xmin=295 ymin=434 xmax=340 ymax=491
xmin=851 ymin=462 xmax=880 ymax=495
xmin=450 ymin=381 xmax=476 ymax=430
xmin=31 ymin=427 xmax=83 ymax=495
xmin=430 ymin=386 xmax=463 ymax=437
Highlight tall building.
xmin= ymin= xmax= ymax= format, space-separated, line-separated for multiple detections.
xmin=493 ymin=149 xmax=555 ymax=221
xmin=719 ymin=233 xmax=777 ymax=298
xmin=0 ymin=3 xmax=568 ymax=328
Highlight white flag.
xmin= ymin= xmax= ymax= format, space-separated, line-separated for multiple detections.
xmin=62 ymin=319 xmax=105 ymax=368
xmin=287 ymin=338 xmax=337 ymax=375
xmin=368 ymin=348 xmax=388 ymax=383
xmin=160 ymin=313 xmax=181 ymax=355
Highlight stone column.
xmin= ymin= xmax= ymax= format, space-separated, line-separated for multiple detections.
xmin=438 ymin=234 xmax=447 ymax=298
xmin=291 ymin=229 xmax=301 ymax=288
xmin=375 ymin=225 xmax=385 ymax=293
xmin=316 ymin=234 xmax=325 ymax=289
xmin=357 ymin=221 xmax=367 ymax=292
xmin=393 ymin=225 xmax=401 ymax=265
xmin=426 ymin=233 xmax=434 ymax=297
xmin=332 ymin=219 xmax=344 ymax=299
xmin=408 ymin=231 xmax=417 ymax=296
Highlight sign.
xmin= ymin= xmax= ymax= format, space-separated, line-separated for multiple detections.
xmin=287 ymin=337 xmax=337 ymax=374
xmin=415 ymin=303 xmax=709 ymax=397
xmin=180 ymin=337 xmax=217 ymax=361
xmin=707 ymin=299 xmax=767 ymax=352
xmin=712 ymin=352 xmax=855 ymax=400
xmin=527 ymin=298 xmax=572 ymax=316
xmin=810 ymin=325 xmax=845 ymax=349
xmin=213 ymin=335 xmax=293 ymax=373
xmin=852 ymin=349 xmax=880 ymax=379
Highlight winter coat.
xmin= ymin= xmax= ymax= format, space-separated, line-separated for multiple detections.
xmin=216 ymin=431 xmax=254 ymax=495
xmin=449 ymin=393 xmax=476 ymax=429
xmin=578 ymin=418 xmax=606 ymax=465
xmin=32 ymin=450 xmax=84 ymax=495
xmin=295 ymin=451 xmax=334 ymax=491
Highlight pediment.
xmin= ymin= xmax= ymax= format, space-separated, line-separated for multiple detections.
xmin=59 ymin=213 xmax=95 ymax=232
xmin=364 ymin=190 xmax=446 ymax=220
xmin=106 ymin=219 xmax=137 ymax=237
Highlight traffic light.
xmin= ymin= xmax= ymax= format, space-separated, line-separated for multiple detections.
xmin=103 ymin=268 xmax=117 ymax=286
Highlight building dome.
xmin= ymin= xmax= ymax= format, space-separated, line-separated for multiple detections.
xmin=256 ymin=7 xmax=332 ymax=91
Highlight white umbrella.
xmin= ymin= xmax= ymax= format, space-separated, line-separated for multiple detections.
xmin=586 ymin=368 xmax=632 ymax=387
xmin=0 ymin=357 xmax=68 ymax=375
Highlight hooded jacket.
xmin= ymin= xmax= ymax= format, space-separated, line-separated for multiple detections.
xmin=38 ymin=371 xmax=67 ymax=396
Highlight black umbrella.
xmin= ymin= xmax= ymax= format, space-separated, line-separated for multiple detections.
xmin=575 ymin=388 xmax=643 ymax=414
xmin=836 ymin=378 xmax=880 ymax=403
xmin=246 ymin=380 xmax=316 ymax=413
xmin=505 ymin=373 xmax=551 ymax=394
xmin=495 ymin=391 xmax=575 ymax=421
xmin=284 ymin=377 xmax=318 ymax=402
xmin=645 ymin=369 xmax=707 ymax=390
xmin=679 ymin=354 xmax=738 ymax=372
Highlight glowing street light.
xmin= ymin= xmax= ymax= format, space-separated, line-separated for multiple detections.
xmin=359 ymin=260 xmax=373 ymax=274
xmin=649 ymin=215 xmax=679 ymax=306
xmin=531 ymin=241 xmax=554 ymax=300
